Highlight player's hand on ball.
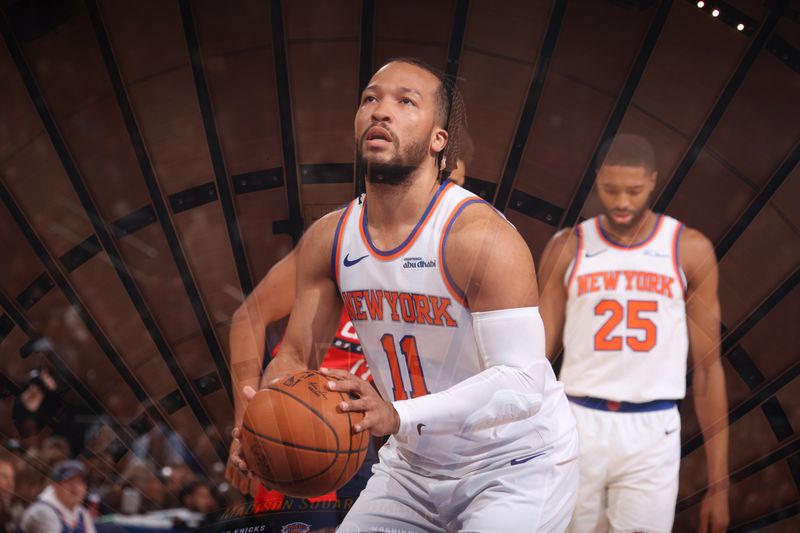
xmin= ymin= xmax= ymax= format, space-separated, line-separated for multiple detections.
xmin=321 ymin=367 xmax=400 ymax=436
xmin=229 ymin=385 xmax=258 ymax=493
xmin=225 ymin=438 xmax=258 ymax=497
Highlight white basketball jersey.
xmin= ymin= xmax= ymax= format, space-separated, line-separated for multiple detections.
xmin=560 ymin=214 xmax=688 ymax=402
xmin=334 ymin=181 xmax=573 ymax=474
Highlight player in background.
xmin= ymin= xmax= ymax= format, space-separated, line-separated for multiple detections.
xmin=538 ymin=134 xmax=729 ymax=533
xmin=232 ymin=58 xmax=578 ymax=532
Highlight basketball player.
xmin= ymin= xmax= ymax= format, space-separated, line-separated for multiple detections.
xmin=231 ymin=58 xmax=578 ymax=531
xmin=226 ymin=250 xmax=375 ymax=531
xmin=538 ymin=134 xmax=729 ymax=533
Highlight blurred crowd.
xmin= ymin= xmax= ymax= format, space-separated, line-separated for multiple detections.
xmin=1 ymin=366 xmax=244 ymax=532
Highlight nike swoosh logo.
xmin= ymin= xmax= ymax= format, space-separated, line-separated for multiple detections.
xmin=585 ymin=249 xmax=608 ymax=258
xmin=343 ymin=253 xmax=369 ymax=267
xmin=417 ymin=423 xmax=426 ymax=435
xmin=510 ymin=451 xmax=546 ymax=465
xmin=665 ymin=427 xmax=679 ymax=435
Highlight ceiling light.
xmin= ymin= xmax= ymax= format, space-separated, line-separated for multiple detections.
xmin=737 ymin=23 xmax=745 ymax=31
xmin=697 ymin=1 xmax=705 ymax=7
xmin=712 ymin=9 xmax=720 ymax=17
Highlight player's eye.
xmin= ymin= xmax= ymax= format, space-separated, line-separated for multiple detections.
xmin=400 ymin=97 xmax=416 ymax=106
xmin=362 ymin=95 xmax=377 ymax=104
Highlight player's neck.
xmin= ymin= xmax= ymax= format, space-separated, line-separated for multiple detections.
xmin=364 ymin=167 xmax=440 ymax=245
xmin=600 ymin=210 xmax=658 ymax=246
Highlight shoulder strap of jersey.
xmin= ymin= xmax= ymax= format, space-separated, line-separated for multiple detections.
xmin=331 ymin=199 xmax=358 ymax=289
xmin=564 ymin=224 xmax=585 ymax=289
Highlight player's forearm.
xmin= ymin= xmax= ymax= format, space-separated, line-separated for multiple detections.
xmin=693 ymin=361 xmax=730 ymax=487
xmin=393 ymin=307 xmax=549 ymax=436
xmin=261 ymin=348 xmax=309 ymax=387
xmin=392 ymin=363 xmax=547 ymax=436
xmin=230 ymin=304 xmax=271 ymax=422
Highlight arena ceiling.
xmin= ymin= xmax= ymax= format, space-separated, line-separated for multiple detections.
xmin=0 ymin=0 xmax=798 ymax=529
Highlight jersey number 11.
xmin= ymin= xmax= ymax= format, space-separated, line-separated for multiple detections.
xmin=381 ymin=334 xmax=430 ymax=400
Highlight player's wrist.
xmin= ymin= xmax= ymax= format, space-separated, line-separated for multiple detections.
xmin=389 ymin=403 xmax=401 ymax=435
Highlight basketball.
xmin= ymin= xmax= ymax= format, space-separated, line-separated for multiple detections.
xmin=241 ymin=370 xmax=369 ymax=498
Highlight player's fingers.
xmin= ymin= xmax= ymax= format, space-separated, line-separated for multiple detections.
xmin=326 ymin=374 xmax=363 ymax=394
xmin=243 ymin=385 xmax=257 ymax=400
xmin=320 ymin=367 xmax=350 ymax=378
xmin=224 ymin=459 xmax=235 ymax=483
xmin=697 ymin=509 xmax=709 ymax=533
xmin=249 ymin=478 xmax=259 ymax=498
xmin=237 ymin=471 xmax=250 ymax=495
xmin=353 ymin=413 xmax=371 ymax=433
xmin=339 ymin=397 xmax=369 ymax=412
xmin=712 ymin=514 xmax=729 ymax=533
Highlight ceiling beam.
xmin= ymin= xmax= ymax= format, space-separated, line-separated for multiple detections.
xmin=178 ymin=0 xmax=254 ymax=294
xmin=0 ymin=10 xmax=227 ymax=465
xmin=715 ymin=142 xmax=800 ymax=258
xmin=493 ymin=0 xmax=567 ymax=211
xmin=87 ymin=0 xmax=235 ymax=411
xmin=653 ymin=10 xmax=781 ymax=211
xmin=560 ymin=0 xmax=673 ymax=227
xmin=269 ymin=0 xmax=304 ymax=244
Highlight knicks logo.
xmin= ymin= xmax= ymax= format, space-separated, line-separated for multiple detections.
xmin=281 ymin=523 xmax=311 ymax=533
xmin=341 ymin=290 xmax=457 ymax=327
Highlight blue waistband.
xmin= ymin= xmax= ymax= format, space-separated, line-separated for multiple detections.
xmin=567 ymin=395 xmax=676 ymax=413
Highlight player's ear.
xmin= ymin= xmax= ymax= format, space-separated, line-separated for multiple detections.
xmin=431 ymin=128 xmax=448 ymax=154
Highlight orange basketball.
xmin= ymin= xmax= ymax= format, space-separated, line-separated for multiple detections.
xmin=241 ymin=370 xmax=369 ymax=498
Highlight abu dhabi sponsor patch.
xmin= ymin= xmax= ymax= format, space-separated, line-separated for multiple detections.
xmin=402 ymin=256 xmax=436 ymax=269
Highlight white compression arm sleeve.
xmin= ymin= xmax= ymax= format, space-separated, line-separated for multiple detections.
xmin=392 ymin=307 xmax=550 ymax=436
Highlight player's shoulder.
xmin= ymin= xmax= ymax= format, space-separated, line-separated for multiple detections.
xmin=296 ymin=205 xmax=352 ymax=273
xmin=303 ymin=206 xmax=349 ymax=243
xmin=676 ymin=223 xmax=716 ymax=268
xmin=672 ymin=218 xmax=713 ymax=254
xmin=446 ymin=199 xmax=528 ymax=257
xmin=549 ymin=226 xmax=579 ymax=248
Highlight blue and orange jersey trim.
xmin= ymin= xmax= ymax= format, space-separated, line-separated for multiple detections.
xmin=596 ymin=213 xmax=664 ymax=250
xmin=565 ymin=225 xmax=584 ymax=290
xmin=672 ymin=222 xmax=686 ymax=299
xmin=331 ymin=200 xmax=357 ymax=288
xmin=359 ymin=180 xmax=454 ymax=261
xmin=438 ymin=197 xmax=487 ymax=308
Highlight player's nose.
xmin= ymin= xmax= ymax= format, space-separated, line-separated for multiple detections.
xmin=370 ymin=101 xmax=392 ymax=123
xmin=615 ymin=194 xmax=631 ymax=209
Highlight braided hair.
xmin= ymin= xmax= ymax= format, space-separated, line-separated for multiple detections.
xmin=371 ymin=58 xmax=473 ymax=178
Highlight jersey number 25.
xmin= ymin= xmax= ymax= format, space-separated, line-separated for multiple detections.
xmin=594 ymin=300 xmax=658 ymax=352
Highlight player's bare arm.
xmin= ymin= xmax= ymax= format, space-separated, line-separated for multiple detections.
xmin=538 ymin=228 xmax=579 ymax=359
xmin=230 ymin=250 xmax=297 ymax=423
xmin=226 ymin=250 xmax=298 ymax=495
xmin=262 ymin=210 xmax=345 ymax=383
xmin=230 ymin=210 xmax=344 ymax=476
xmin=681 ymin=227 xmax=730 ymax=533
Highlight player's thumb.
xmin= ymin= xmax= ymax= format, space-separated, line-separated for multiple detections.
xmin=243 ymin=385 xmax=257 ymax=401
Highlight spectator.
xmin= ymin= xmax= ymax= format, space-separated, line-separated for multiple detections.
xmin=179 ymin=481 xmax=217 ymax=515
xmin=18 ymin=460 xmax=96 ymax=533
xmin=39 ymin=436 xmax=71 ymax=469
xmin=13 ymin=455 xmax=46 ymax=507
xmin=12 ymin=369 xmax=59 ymax=450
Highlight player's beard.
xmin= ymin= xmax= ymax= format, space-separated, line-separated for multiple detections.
xmin=603 ymin=205 xmax=650 ymax=235
xmin=357 ymin=128 xmax=430 ymax=186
